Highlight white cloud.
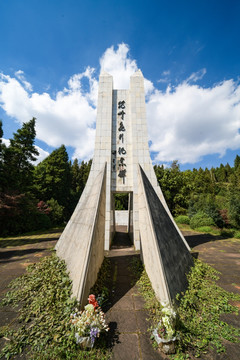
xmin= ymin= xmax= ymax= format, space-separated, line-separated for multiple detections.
xmin=35 ymin=146 xmax=50 ymax=164
xmin=1 ymin=44 xmax=240 ymax=166
xmin=2 ymin=138 xmax=10 ymax=147
xmin=147 ymin=79 xmax=240 ymax=164
xmin=158 ymin=70 xmax=171 ymax=83
xmin=186 ymin=68 xmax=207 ymax=83
xmin=15 ymin=70 xmax=33 ymax=91
xmin=99 ymin=43 xmax=154 ymax=95
xmin=0 ymin=69 xmax=97 ymax=161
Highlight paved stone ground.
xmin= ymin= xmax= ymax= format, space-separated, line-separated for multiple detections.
xmin=184 ymin=231 xmax=240 ymax=360
xmin=104 ymin=226 xmax=166 ymax=360
xmin=0 ymin=228 xmax=239 ymax=359
xmin=0 ymin=230 xmax=61 ymax=358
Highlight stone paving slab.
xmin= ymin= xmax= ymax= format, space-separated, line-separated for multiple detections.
xmin=105 ymin=230 xmax=163 ymax=360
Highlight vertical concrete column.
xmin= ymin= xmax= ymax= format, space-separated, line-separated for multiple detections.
xmin=129 ymin=70 xmax=150 ymax=250
xmin=92 ymin=71 xmax=113 ymax=250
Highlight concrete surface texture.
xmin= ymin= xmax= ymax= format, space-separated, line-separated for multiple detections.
xmin=55 ymin=69 xmax=192 ymax=304
xmin=56 ymin=164 xmax=107 ymax=305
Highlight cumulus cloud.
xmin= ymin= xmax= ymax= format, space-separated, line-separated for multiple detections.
xmin=100 ymin=43 xmax=154 ymax=94
xmin=35 ymin=146 xmax=50 ymax=164
xmin=147 ymin=79 xmax=240 ymax=164
xmin=2 ymin=138 xmax=10 ymax=147
xmin=1 ymin=43 xmax=240 ymax=166
xmin=0 ymin=68 xmax=97 ymax=161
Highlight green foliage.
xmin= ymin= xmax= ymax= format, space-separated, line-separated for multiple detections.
xmin=188 ymin=194 xmax=224 ymax=228
xmin=195 ymin=226 xmax=213 ymax=233
xmin=2 ymin=118 xmax=39 ymax=193
xmin=175 ymin=215 xmax=190 ymax=225
xmin=189 ymin=211 xmax=215 ymax=229
xmin=70 ymin=159 xmax=92 ymax=210
xmin=114 ymin=193 xmax=129 ymax=210
xmin=0 ymin=192 xmax=51 ymax=236
xmin=131 ymin=257 xmax=240 ymax=359
xmin=0 ymin=120 xmax=6 ymax=192
xmin=33 ymin=145 xmax=71 ymax=217
xmin=228 ymin=188 xmax=240 ymax=228
xmin=220 ymin=228 xmax=235 ymax=238
xmin=234 ymin=231 xmax=240 ymax=239
xmin=155 ymin=162 xmax=191 ymax=215
xmin=47 ymin=198 xmax=64 ymax=225
xmin=0 ymin=253 xmax=110 ymax=360
xmin=90 ymin=258 xmax=110 ymax=308
xmin=234 ymin=154 xmax=240 ymax=170
xmin=177 ymin=259 xmax=240 ymax=357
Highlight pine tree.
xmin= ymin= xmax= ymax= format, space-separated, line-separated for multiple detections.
xmin=234 ymin=154 xmax=240 ymax=170
xmin=33 ymin=145 xmax=71 ymax=218
xmin=0 ymin=120 xmax=6 ymax=191
xmin=3 ymin=118 xmax=39 ymax=192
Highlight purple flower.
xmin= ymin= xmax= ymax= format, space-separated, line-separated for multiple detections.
xmin=90 ymin=327 xmax=100 ymax=345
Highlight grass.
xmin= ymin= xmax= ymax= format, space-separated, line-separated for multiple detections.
xmin=0 ymin=253 xmax=111 ymax=360
xmin=131 ymin=257 xmax=240 ymax=359
xmin=176 ymin=221 xmax=240 ymax=240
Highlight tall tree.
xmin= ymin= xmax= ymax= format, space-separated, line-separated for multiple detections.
xmin=0 ymin=120 xmax=6 ymax=192
xmin=33 ymin=145 xmax=71 ymax=218
xmin=3 ymin=118 xmax=39 ymax=192
xmin=234 ymin=154 xmax=240 ymax=170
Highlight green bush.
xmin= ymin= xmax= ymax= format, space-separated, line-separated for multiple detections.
xmin=190 ymin=211 xmax=215 ymax=229
xmin=35 ymin=212 xmax=52 ymax=230
xmin=0 ymin=254 xmax=110 ymax=359
xmin=195 ymin=226 xmax=212 ymax=233
xmin=47 ymin=198 xmax=64 ymax=225
xmin=234 ymin=231 xmax=240 ymax=239
xmin=175 ymin=215 xmax=190 ymax=225
xmin=220 ymin=229 xmax=234 ymax=238
xmin=228 ymin=190 xmax=240 ymax=229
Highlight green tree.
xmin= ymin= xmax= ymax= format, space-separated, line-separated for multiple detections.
xmin=234 ymin=154 xmax=240 ymax=170
xmin=33 ymin=145 xmax=71 ymax=219
xmin=0 ymin=120 xmax=6 ymax=192
xmin=3 ymin=118 xmax=39 ymax=192
xmin=155 ymin=161 xmax=189 ymax=215
xmin=228 ymin=188 xmax=240 ymax=228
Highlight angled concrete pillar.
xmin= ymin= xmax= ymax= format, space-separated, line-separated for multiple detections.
xmin=56 ymin=70 xmax=193 ymax=306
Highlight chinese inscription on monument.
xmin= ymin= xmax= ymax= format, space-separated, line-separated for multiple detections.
xmin=117 ymin=100 xmax=126 ymax=184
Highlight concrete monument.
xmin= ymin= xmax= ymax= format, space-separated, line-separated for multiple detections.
xmin=56 ymin=70 xmax=193 ymax=306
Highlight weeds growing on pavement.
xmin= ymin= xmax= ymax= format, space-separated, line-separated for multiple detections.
xmin=0 ymin=253 xmax=111 ymax=360
xmin=131 ymin=257 xmax=240 ymax=359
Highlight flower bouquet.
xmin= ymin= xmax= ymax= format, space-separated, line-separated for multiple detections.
xmin=70 ymin=294 xmax=109 ymax=349
xmin=152 ymin=302 xmax=177 ymax=354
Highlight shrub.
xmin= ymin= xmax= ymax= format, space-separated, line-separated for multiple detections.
xmin=195 ymin=226 xmax=212 ymax=233
xmin=234 ymin=231 xmax=240 ymax=239
xmin=47 ymin=198 xmax=64 ymax=225
xmin=190 ymin=211 xmax=215 ymax=229
xmin=228 ymin=190 xmax=240 ymax=229
xmin=220 ymin=229 xmax=234 ymax=238
xmin=35 ymin=212 xmax=52 ymax=230
xmin=175 ymin=215 xmax=190 ymax=225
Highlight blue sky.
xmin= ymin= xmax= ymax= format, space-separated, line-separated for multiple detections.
xmin=0 ymin=0 xmax=240 ymax=170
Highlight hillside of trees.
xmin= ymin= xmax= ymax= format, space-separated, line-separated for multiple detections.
xmin=1 ymin=118 xmax=240 ymax=236
xmin=0 ymin=119 xmax=91 ymax=236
